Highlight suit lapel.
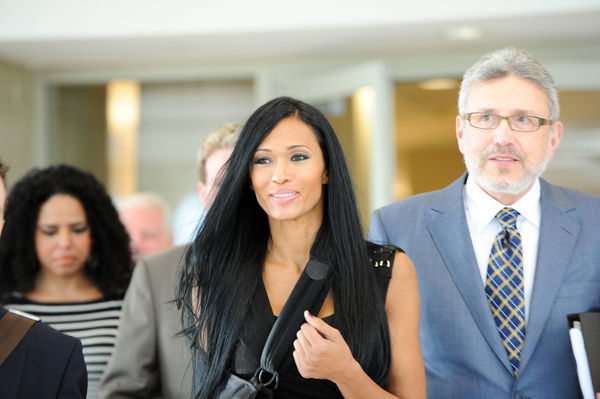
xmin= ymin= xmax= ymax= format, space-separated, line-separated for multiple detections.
xmin=427 ymin=175 xmax=513 ymax=373
xmin=519 ymin=180 xmax=580 ymax=372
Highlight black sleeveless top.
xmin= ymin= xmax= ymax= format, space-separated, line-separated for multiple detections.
xmin=194 ymin=243 xmax=399 ymax=398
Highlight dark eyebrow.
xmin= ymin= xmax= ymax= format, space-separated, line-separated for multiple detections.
xmin=288 ymin=145 xmax=310 ymax=150
xmin=38 ymin=221 xmax=87 ymax=228
xmin=38 ymin=223 xmax=57 ymax=228
xmin=254 ymin=144 xmax=311 ymax=152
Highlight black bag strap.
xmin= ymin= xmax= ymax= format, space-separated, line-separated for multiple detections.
xmin=251 ymin=257 xmax=331 ymax=389
xmin=0 ymin=309 xmax=38 ymax=366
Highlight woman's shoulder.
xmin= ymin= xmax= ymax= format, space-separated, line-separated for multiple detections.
xmin=366 ymin=241 xmax=403 ymax=274
xmin=367 ymin=241 xmax=403 ymax=258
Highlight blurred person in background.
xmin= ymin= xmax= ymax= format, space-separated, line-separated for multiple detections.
xmin=118 ymin=192 xmax=173 ymax=261
xmin=100 ymin=122 xmax=241 ymax=399
xmin=0 ymin=164 xmax=133 ymax=399
xmin=0 ymin=157 xmax=88 ymax=399
xmin=196 ymin=122 xmax=242 ymax=209
xmin=172 ymin=122 xmax=242 ymax=245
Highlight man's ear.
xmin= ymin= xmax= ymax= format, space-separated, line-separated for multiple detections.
xmin=456 ymin=115 xmax=466 ymax=155
xmin=197 ymin=181 xmax=209 ymax=208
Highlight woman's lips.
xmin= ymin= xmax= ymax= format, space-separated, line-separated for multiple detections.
xmin=56 ymin=255 xmax=77 ymax=264
xmin=270 ymin=190 xmax=299 ymax=203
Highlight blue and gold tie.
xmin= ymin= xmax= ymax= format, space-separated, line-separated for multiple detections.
xmin=485 ymin=207 xmax=526 ymax=376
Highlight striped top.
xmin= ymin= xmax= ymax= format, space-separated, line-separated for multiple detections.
xmin=7 ymin=295 xmax=123 ymax=399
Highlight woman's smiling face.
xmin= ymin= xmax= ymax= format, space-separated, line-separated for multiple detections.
xmin=250 ymin=117 xmax=328 ymax=225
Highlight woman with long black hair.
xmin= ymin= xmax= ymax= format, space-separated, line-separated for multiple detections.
xmin=177 ymin=96 xmax=425 ymax=398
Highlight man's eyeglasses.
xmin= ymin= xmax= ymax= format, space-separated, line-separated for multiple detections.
xmin=464 ymin=112 xmax=553 ymax=132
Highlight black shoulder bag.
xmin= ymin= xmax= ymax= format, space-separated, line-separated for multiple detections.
xmin=217 ymin=257 xmax=331 ymax=398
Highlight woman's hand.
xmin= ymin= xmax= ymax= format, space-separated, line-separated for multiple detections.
xmin=292 ymin=310 xmax=359 ymax=383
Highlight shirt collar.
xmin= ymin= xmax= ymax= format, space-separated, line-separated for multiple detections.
xmin=465 ymin=175 xmax=541 ymax=232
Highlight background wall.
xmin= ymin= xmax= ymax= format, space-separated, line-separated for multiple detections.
xmin=0 ymin=59 xmax=33 ymax=185
xmin=137 ymin=79 xmax=254 ymax=214
xmin=48 ymin=85 xmax=108 ymax=184
xmin=547 ymin=90 xmax=600 ymax=194
xmin=395 ymin=81 xmax=463 ymax=197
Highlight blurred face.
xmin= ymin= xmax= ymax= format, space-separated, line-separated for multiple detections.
xmin=119 ymin=205 xmax=172 ymax=261
xmin=250 ymin=117 xmax=328 ymax=225
xmin=35 ymin=194 xmax=92 ymax=278
xmin=456 ymin=75 xmax=563 ymax=203
xmin=197 ymin=146 xmax=234 ymax=208
xmin=0 ymin=176 xmax=6 ymax=234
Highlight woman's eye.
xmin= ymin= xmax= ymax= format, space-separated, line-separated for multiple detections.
xmin=253 ymin=157 xmax=271 ymax=165
xmin=291 ymin=154 xmax=309 ymax=161
xmin=41 ymin=230 xmax=56 ymax=236
xmin=72 ymin=226 xmax=89 ymax=234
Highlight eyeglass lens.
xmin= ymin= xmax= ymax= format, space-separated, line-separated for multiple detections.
xmin=468 ymin=113 xmax=543 ymax=132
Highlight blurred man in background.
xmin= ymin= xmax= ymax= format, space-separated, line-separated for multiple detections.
xmin=118 ymin=192 xmax=173 ymax=261
xmin=100 ymin=122 xmax=241 ymax=399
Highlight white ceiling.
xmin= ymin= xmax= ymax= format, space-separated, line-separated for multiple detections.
xmin=1 ymin=0 xmax=599 ymax=70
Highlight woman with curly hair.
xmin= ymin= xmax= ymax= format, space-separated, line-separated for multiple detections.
xmin=177 ymin=97 xmax=425 ymax=398
xmin=0 ymin=164 xmax=133 ymax=399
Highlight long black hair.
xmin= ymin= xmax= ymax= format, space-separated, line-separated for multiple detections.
xmin=177 ymin=96 xmax=390 ymax=397
xmin=0 ymin=164 xmax=133 ymax=303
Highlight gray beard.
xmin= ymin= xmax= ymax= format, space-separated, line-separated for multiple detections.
xmin=463 ymin=149 xmax=549 ymax=195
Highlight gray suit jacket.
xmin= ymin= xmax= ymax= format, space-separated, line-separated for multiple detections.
xmin=99 ymin=246 xmax=192 ymax=399
xmin=369 ymin=173 xmax=600 ymax=399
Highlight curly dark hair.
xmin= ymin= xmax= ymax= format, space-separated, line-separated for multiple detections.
xmin=0 ymin=164 xmax=133 ymax=303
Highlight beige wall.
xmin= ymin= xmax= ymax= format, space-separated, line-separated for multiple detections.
xmin=326 ymin=97 xmax=375 ymax=230
xmin=48 ymin=85 xmax=108 ymax=185
xmin=325 ymin=85 xmax=465 ymax=228
xmin=137 ymin=79 xmax=254 ymax=212
xmin=544 ymin=90 xmax=600 ymax=195
xmin=0 ymin=59 xmax=34 ymax=186
xmin=395 ymin=81 xmax=465 ymax=199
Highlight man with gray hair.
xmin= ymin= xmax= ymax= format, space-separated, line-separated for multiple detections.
xmin=100 ymin=123 xmax=241 ymax=399
xmin=370 ymin=47 xmax=600 ymax=398
xmin=118 ymin=192 xmax=173 ymax=262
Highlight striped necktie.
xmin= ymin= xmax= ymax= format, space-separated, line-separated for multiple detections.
xmin=485 ymin=207 xmax=526 ymax=376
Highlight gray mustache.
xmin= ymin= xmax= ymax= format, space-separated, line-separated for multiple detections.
xmin=481 ymin=146 xmax=524 ymax=160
